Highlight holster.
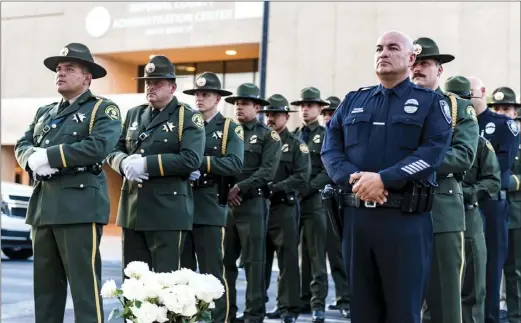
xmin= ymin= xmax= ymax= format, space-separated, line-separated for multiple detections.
xmin=218 ymin=176 xmax=235 ymax=206
xmin=322 ymin=184 xmax=343 ymax=239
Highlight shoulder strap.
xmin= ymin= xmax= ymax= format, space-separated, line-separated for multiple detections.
xmin=89 ymin=99 xmax=104 ymax=135
xmin=221 ymin=118 xmax=232 ymax=155
xmin=448 ymin=94 xmax=458 ymax=131
xmin=178 ymin=104 xmax=186 ymax=142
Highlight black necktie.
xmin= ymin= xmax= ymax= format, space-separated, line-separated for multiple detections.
xmin=204 ymin=121 xmax=208 ymax=126
xmin=59 ymin=101 xmax=70 ymax=113
xmin=301 ymin=126 xmax=310 ymax=143
xmin=151 ymin=109 xmax=160 ymax=120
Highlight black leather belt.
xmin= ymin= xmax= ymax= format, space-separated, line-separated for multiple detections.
xmin=342 ymin=192 xmax=403 ymax=209
xmin=270 ymin=192 xmax=297 ymax=205
xmin=35 ymin=165 xmax=102 ymax=181
xmin=191 ymin=178 xmax=217 ymax=189
xmin=464 ymin=202 xmax=479 ymax=210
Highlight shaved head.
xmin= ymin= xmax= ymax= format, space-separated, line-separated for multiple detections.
xmin=467 ymin=76 xmax=487 ymax=112
xmin=467 ymin=76 xmax=485 ymax=90
xmin=377 ymin=30 xmax=414 ymax=53
xmin=374 ymin=30 xmax=416 ymax=87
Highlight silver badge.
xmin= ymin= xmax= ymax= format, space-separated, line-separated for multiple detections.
xmin=196 ymin=77 xmax=206 ymax=87
xmin=404 ymin=105 xmax=418 ymax=114
xmin=145 ymin=63 xmax=155 ymax=73
xmin=485 ymin=122 xmax=496 ymax=135
xmin=507 ymin=120 xmax=519 ymax=136
xmin=60 ymin=47 xmax=69 ymax=56
xmin=440 ymin=100 xmax=451 ymax=124
xmin=494 ymin=92 xmax=504 ymax=101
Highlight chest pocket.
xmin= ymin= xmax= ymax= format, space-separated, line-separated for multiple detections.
xmin=245 ymin=141 xmax=263 ymax=167
xmin=391 ymin=115 xmax=424 ymax=150
xmin=60 ymin=125 xmax=88 ymax=144
xmin=343 ymin=114 xmax=372 ymax=148
xmin=151 ymin=130 xmax=180 ymax=153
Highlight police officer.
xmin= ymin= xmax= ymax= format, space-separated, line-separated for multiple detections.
xmin=106 ymin=55 xmax=205 ymax=273
xmin=222 ymin=83 xmax=282 ymax=323
xmin=489 ymin=88 xmax=521 ymax=323
xmin=467 ymin=78 xmax=521 ymax=323
xmin=410 ymin=38 xmax=479 ymax=323
xmin=179 ymin=72 xmax=244 ymax=323
xmin=321 ymin=30 xmax=453 ymax=323
xmin=443 ymin=76 xmax=502 ymax=323
xmin=292 ymin=87 xmax=332 ymax=323
xmin=300 ymin=95 xmax=351 ymax=318
xmin=260 ymin=94 xmax=311 ymax=323
xmin=14 ymin=43 xmax=122 ymax=323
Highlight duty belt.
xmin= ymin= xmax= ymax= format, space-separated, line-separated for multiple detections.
xmin=35 ymin=164 xmax=103 ymax=181
xmin=191 ymin=176 xmax=218 ymax=189
xmin=342 ymin=192 xmax=403 ymax=209
xmin=464 ymin=202 xmax=479 ymax=210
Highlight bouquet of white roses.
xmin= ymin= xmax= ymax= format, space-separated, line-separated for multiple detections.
xmin=100 ymin=261 xmax=225 ymax=323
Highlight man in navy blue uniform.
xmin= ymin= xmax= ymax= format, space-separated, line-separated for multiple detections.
xmin=321 ymin=30 xmax=452 ymax=323
xmin=467 ymin=78 xmax=521 ymax=323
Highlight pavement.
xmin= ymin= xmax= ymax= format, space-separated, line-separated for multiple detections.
xmin=1 ymin=225 xmax=351 ymax=322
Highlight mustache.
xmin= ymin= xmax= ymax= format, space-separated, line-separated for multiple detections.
xmin=413 ymin=73 xmax=425 ymax=78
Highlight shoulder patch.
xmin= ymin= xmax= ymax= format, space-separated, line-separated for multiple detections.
xmin=104 ymin=105 xmax=120 ymax=121
xmin=507 ymin=119 xmax=519 ymax=136
xmin=234 ymin=125 xmax=244 ymax=140
xmin=439 ymin=100 xmax=451 ymax=124
xmin=271 ymin=130 xmax=281 ymax=141
xmin=467 ymin=106 xmax=478 ymax=123
xmin=192 ymin=113 xmax=204 ymax=128
xmin=299 ymin=143 xmax=309 ymax=154
xmin=485 ymin=140 xmax=495 ymax=152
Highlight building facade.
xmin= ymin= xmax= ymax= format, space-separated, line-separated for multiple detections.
xmin=2 ymin=1 xmax=519 ymax=222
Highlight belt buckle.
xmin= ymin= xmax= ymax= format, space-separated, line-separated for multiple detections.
xmin=138 ymin=133 xmax=148 ymax=140
xmin=42 ymin=125 xmax=51 ymax=133
xmin=364 ymin=201 xmax=377 ymax=208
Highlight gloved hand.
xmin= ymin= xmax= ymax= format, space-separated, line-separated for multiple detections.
xmin=123 ymin=154 xmax=148 ymax=183
xmin=35 ymin=164 xmax=59 ymax=177
xmin=189 ymin=170 xmax=201 ymax=181
xmin=121 ymin=154 xmax=141 ymax=176
xmin=28 ymin=148 xmax=49 ymax=171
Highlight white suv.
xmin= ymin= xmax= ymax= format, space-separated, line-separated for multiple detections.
xmin=1 ymin=181 xmax=33 ymax=260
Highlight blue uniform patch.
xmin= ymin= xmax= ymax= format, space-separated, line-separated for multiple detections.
xmin=507 ymin=119 xmax=520 ymax=136
xmin=440 ymin=100 xmax=451 ymax=124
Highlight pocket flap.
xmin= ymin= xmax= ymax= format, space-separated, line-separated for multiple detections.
xmin=391 ymin=115 xmax=423 ymax=126
xmin=344 ymin=114 xmax=371 ymax=125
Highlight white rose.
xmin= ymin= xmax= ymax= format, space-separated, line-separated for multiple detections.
xmin=189 ymin=274 xmax=224 ymax=303
xmin=161 ymin=291 xmax=184 ymax=314
xmin=124 ymin=261 xmax=150 ymax=279
xmin=155 ymin=272 xmax=177 ymax=288
xmin=141 ymin=272 xmax=164 ymax=300
xmin=209 ymin=301 xmax=215 ymax=309
xmin=126 ymin=319 xmax=135 ymax=323
xmin=134 ymin=301 xmax=160 ymax=323
xmin=100 ymin=279 xmax=118 ymax=298
xmin=121 ymin=277 xmax=146 ymax=301
xmin=155 ymin=306 xmax=169 ymax=323
xmin=170 ymin=268 xmax=198 ymax=285
xmin=182 ymin=303 xmax=198 ymax=317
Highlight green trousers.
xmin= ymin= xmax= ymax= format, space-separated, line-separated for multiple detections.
xmin=264 ymin=202 xmax=301 ymax=317
xmin=461 ymin=207 xmax=486 ymax=323
xmin=181 ymin=225 xmax=229 ymax=323
xmin=32 ymin=224 xmax=103 ymax=323
xmin=423 ymin=231 xmax=465 ymax=323
xmin=223 ymin=197 xmax=268 ymax=322
xmin=122 ymin=229 xmax=186 ymax=273
xmin=505 ymin=228 xmax=521 ymax=323
xmin=299 ymin=193 xmax=328 ymax=311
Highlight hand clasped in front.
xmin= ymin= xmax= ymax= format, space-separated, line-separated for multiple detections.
xmin=349 ymin=172 xmax=388 ymax=205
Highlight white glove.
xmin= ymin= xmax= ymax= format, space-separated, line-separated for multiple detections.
xmin=123 ymin=154 xmax=148 ymax=183
xmin=35 ymin=164 xmax=59 ymax=177
xmin=121 ymin=154 xmax=141 ymax=176
xmin=189 ymin=170 xmax=201 ymax=181
xmin=28 ymin=148 xmax=49 ymax=171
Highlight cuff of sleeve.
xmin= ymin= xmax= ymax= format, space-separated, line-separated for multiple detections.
xmin=146 ymin=154 xmax=165 ymax=177
xmin=114 ymin=153 xmax=128 ymax=175
xmin=47 ymin=145 xmax=66 ymax=168
xmin=22 ymin=148 xmax=36 ymax=171
xmin=378 ymin=169 xmax=394 ymax=187
xmin=237 ymin=182 xmax=247 ymax=193
xmin=509 ymin=175 xmax=520 ymax=191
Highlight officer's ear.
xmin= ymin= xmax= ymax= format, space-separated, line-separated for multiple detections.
xmin=436 ymin=63 xmax=443 ymax=77
xmin=169 ymin=80 xmax=177 ymax=94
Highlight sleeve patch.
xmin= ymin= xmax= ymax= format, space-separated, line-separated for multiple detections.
xmin=270 ymin=130 xmax=281 ymax=141
xmin=192 ymin=113 xmax=204 ymax=128
xmin=440 ymin=100 xmax=451 ymax=124
xmin=234 ymin=125 xmax=244 ymax=140
xmin=104 ymin=105 xmax=121 ymax=121
xmin=467 ymin=106 xmax=478 ymax=123
xmin=299 ymin=143 xmax=309 ymax=154
xmin=507 ymin=119 xmax=520 ymax=136
xmin=485 ymin=140 xmax=495 ymax=152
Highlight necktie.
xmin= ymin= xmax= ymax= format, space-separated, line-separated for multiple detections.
xmin=204 ymin=121 xmax=208 ymax=127
xmin=58 ymin=101 xmax=70 ymax=113
xmin=151 ymin=109 xmax=160 ymax=120
xmin=301 ymin=126 xmax=310 ymax=143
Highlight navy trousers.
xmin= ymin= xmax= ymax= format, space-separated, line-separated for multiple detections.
xmin=480 ymin=198 xmax=509 ymax=323
xmin=343 ymin=207 xmax=433 ymax=323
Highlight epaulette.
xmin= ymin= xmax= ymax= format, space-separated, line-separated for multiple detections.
xmin=357 ymin=86 xmax=374 ymax=91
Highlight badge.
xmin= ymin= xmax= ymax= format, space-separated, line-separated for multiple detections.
xmin=413 ymin=44 xmax=422 ymax=55
xmin=234 ymin=126 xmax=244 ymax=140
xmin=281 ymin=143 xmax=289 ymax=152
xmin=271 ymin=130 xmax=281 ymax=141
xmin=196 ymin=77 xmax=206 ymax=87
xmin=192 ymin=113 xmax=204 ymax=128
xmin=72 ymin=112 xmax=86 ymax=123
xmin=145 ymin=62 xmax=155 ymax=73
xmin=494 ymin=91 xmax=504 ymax=101
xmin=485 ymin=140 xmax=495 ymax=152
xmin=440 ymin=100 xmax=451 ymax=124
xmin=105 ymin=105 xmax=120 ymax=121
xmin=212 ymin=131 xmax=223 ymax=139
xmin=60 ymin=47 xmax=69 ymax=56
xmin=313 ymin=134 xmax=321 ymax=144
xmin=129 ymin=121 xmax=138 ymax=131
xmin=485 ymin=122 xmax=496 ymax=135
xmin=466 ymin=106 xmax=478 ymax=123
xmin=249 ymin=134 xmax=258 ymax=144
xmin=300 ymin=143 xmax=309 ymax=154
xmin=404 ymin=105 xmax=418 ymax=114
xmin=507 ymin=119 xmax=520 ymax=136
xmin=162 ymin=122 xmax=175 ymax=132
xmin=405 ymin=99 xmax=419 ymax=106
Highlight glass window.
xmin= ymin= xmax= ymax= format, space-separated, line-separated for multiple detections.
xmin=196 ymin=61 xmax=225 ymax=81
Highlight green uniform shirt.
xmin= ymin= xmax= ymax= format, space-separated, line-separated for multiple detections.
xmin=431 ymin=89 xmax=479 ymax=233
xmin=462 ymin=136 xmax=501 ymax=205
xmin=106 ymin=96 xmax=205 ymax=231
xmin=507 ymin=142 xmax=521 ymax=228
xmin=194 ymin=112 xmax=244 ymax=226
xmin=294 ymin=120 xmax=332 ymax=199
xmin=235 ymin=118 xmax=282 ymax=198
xmin=14 ymin=90 xmax=122 ymax=226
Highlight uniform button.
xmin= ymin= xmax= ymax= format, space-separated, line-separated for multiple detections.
xmin=73 ymin=132 xmax=77 ymax=136
xmin=449 ymin=190 xmax=453 ymax=194
xmin=164 ymin=139 xmax=168 ymax=142
xmin=138 ymin=184 xmax=142 ymax=188
xmin=516 ymin=156 xmax=519 ymax=160
xmin=204 ymin=181 xmax=207 ymax=184
xmin=51 ymin=124 xmax=57 ymax=129
xmin=174 ymin=192 xmax=177 ymax=195
xmin=80 ymin=184 xmax=84 ymax=188
xmin=140 ymin=149 xmax=145 ymax=153
xmin=214 ymin=147 xmax=217 ymax=150
xmin=45 ymin=140 xmax=50 ymax=144
xmin=203 ymin=173 xmax=207 ymax=177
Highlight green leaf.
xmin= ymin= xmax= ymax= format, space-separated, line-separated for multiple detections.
xmin=135 ymin=300 xmax=142 ymax=308
xmin=108 ymin=308 xmax=120 ymax=321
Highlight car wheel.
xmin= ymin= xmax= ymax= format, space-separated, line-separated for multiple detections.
xmin=2 ymin=248 xmax=33 ymax=260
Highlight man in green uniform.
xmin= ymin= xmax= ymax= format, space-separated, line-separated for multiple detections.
xmin=14 ymin=43 xmax=122 ymax=323
xmin=106 ymin=55 xmax=205 ymax=273
xmin=411 ymin=38 xmax=479 ymax=323
xmin=179 ymin=72 xmax=244 ymax=323
xmin=222 ymin=83 xmax=282 ymax=323
xmin=260 ymin=94 xmax=311 ymax=323
xmin=292 ymin=87 xmax=332 ymax=323
xmin=489 ymin=88 xmax=521 ymax=323
xmin=443 ymin=76 xmax=502 ymax=323
xmin=299 ymin=95 xmax=351 ymax=319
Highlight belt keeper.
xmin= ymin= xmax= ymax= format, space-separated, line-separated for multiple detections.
xmin=138 ymin=133 xmax=148 ymax=140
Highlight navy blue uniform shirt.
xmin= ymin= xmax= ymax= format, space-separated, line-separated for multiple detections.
xmin=321 ymin=78 xmax=452 ymax=190
xmin=478 ymin=108 xmax=520 ymax=190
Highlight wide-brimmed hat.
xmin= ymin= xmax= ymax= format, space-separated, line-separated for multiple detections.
xmin=413 ymin=37 xmax=455 ymax=64
xmin=488 ymin=87 xmax=521 ymax=107
xmin=43 ymin=43 xmax=107 ymax=79
xmin=321 ymin=96 xmax=341 ymax=113
xmin=134 ymin=55 xmax=180 ymax=80
xmin=290 ymin=87 xmax=330 ymax=106
xmin=258 ymin=94 xmax=298 ymax=113
xmin=224 ymin=83 xmax=270 ymax=106
xmin=183 ymin=72 xmax=232 ymax=96
xmin=443 ymin=76 xmax=479 ymax=99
